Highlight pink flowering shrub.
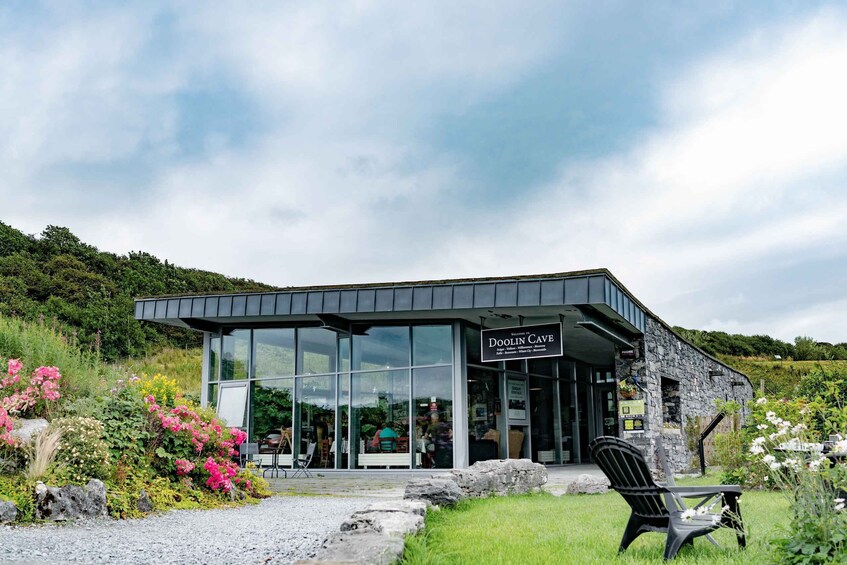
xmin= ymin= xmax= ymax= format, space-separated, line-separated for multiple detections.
xmin=0 ymin=358 xmax=63 ymax=446
xmin=144 ymin=394 xmax=246 ymax=493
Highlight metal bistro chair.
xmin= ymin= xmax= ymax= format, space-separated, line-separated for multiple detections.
xmin=589 ymin=436 xmax=745 ymax=560
xmin=239 ymin=442 xmax=259 ymax=469
xmin=293 ymin=442 xmax=317 ymax=478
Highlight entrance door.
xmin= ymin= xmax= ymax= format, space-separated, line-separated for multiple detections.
xmin=592 ymin=369 xmax=618 ymax=441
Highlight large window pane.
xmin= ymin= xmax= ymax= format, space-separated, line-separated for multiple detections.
xmin=339 ymin=336 xmax=350 ymax=373
xmin=221 ymin=329 xmax=250 ymax=380
xmin=468 ymin=367 xmax=502 ymax=462
xmin=337 ymin=374 xmax=349 ymax=469
xmin=530 ymin=376 xmax=556 ymax=463
xmin=350 ymin=370 xmax=410 ymax=468
xmin=413 ymin=325 xmax=452 ymax=366
xmin=353 ymin=326 xmax=410 ymax=371
xmin=414 ymin=366 xmax=453 ymax=468
xmin=296 ymin=375 xmax=337 ymax=468
xmin=251 ymin=379 xmax=295 ymax=467
xmin=297 ymin=328 xmax=338 ymax=375
xmin=209 ymin=335 xmax=220 ymax=382
xmin=254 ymin=329 xmax=295 ymax=378
xmin=217 ymin=383 xmax=248 ymax=428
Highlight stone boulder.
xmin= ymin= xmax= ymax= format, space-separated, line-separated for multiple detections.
xmin=341 ymin=510 xmax=424 ymax=536
xmin=137 ymin=489 xmax=153 ymax=513
xmin=404 ymin=478 xmax=463 ymax=506
xmin=565 ymin=473 xmax=610 ymax=495
xmin=35 ymin=479 xmax=108 ymax=521
xmin=11 ymin=418 xmax=49 ymax=444
xmin=296 ymin=530 xmax=406 ymax=565
xmin=0 ymin=500 xmax=17 ymax=523
xmin=451 ymin=459 xmax=548 ymax=497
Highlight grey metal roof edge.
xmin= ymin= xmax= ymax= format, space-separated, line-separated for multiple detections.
xmin=134 ymin=268 xmax=615 ymax=300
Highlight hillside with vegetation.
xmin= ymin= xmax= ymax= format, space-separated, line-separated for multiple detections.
xmin=0 ymin=222 xmax=275 ymax=361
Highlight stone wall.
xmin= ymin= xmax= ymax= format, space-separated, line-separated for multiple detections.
xmin=616 ymin=316 xmax=754 ymax=475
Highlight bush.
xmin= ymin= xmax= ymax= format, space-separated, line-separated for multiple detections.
xmin=50 ymin=416 xmax=111 ymax=483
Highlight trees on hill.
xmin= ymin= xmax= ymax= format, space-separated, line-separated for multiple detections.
xmin=0 ymin=222 xmax=274 ymax=361
xmin=672 ymin=327 xmax=847 ymax=361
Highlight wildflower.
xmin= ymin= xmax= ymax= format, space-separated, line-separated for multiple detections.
xmin=7 ymin=359 xmax=22 ymax=376
xmin=835 ymin=498 xmax=845 ymax=512
xmin=681 ymin=508 xmax=696 ymax=521
xmin=756 ymin=397 xmax=767 ymax=405
xmin=757 ymin=424 xmax=768 ymax=430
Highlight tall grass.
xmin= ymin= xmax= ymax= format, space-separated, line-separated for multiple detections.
xmin=0 ymin=315 xmax=120 ymax=407
xmin=119 ymin=347 xmax=202 ymax=397
xmin=25 ymin=428 xmax=62 ymax=481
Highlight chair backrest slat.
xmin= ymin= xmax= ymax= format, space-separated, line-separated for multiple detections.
xmin=590 ymin=436 xmax=669 ymax=520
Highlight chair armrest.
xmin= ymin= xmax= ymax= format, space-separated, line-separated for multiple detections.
xmin=667 ymin=485 xmax=742 ymax=497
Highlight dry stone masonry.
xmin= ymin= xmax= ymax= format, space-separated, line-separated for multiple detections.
xmin=617 ymin=316 xmax=754 ymax=474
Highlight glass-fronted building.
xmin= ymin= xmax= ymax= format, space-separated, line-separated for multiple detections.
xmin=134 ymin=269 xmax=753 ymax=472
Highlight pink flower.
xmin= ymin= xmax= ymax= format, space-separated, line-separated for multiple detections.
xmin=175 ymin=459 xmax=196 ymax=475
xmin=7 ymin=359 xmax=22 ymax=376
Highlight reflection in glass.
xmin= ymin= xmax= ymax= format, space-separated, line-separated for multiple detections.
xmin=351 ymin=370 xmax=410 ymax=468
xmin=530 ymin=376 xmax=556 ymax=463
xmin=251 ymin=379 xmax=294 ymax=463
xmin=254 ymin=329 xmax=295 ymax=378
xmin=353 ymin=327 xmax=410 ymax=371
xmin=413 ymin=366 xmax=453 ymax=468
xmin=467 ymin=367 xmax=502 ymax=462
xmin=297 ymin=375 xmax=337 ymax=468
xmin=412 ymin=325 xmax=452 ymax=366
xmin=339 ymin=336 xmax=350 ymax=373
xmin=528 ymin=357 xmax=554 ymax=376
xmin=209 ymin=335 xmax=220 ymax=381
xmin=208 ymin=384 xmax=219 ymax=410
xmin=298 ymin=328 xmax=337 ymax=375
xmin=221 ymin=329 xmax=250 ymax=380
xmin=337 ymin=373 xmax=349 ymax=469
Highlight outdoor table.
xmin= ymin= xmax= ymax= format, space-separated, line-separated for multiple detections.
xmin=262 ymin=446 xmax=287 ymax=479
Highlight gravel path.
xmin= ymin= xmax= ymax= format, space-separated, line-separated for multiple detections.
xmin=0 ymin=496 xmax=373 ymax=565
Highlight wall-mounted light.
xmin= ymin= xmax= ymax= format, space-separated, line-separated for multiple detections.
xmin=620 ymin=349 xmax=637 ymax=359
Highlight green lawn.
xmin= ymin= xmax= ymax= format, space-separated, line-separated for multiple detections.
xmin=402 ymin=489 xmax=788 ymax=564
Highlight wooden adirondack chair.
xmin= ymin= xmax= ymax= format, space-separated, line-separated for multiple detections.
xmin=589 ymin=436 xmax=745 ymax=560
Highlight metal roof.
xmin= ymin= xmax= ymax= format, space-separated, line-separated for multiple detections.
xmin=134 ymin=269 xmax=646 ymax=334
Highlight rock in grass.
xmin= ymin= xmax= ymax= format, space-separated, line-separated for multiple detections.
xmin=565 ymin=473 xmax=610 ymax=495
xmin=404 ymin=478 xmax=463 ymax=506
xmin=0 ymin=500 xmax=17 ymax=523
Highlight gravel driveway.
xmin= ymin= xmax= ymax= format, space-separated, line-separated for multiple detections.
xmin=0 ymin=496 xmax=372 ymax=565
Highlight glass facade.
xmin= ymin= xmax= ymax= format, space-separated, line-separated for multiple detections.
xmin=206 ymin=324 xmax=454 ymax=469
xmin=204 ymin=320 xmax=617 ymax=469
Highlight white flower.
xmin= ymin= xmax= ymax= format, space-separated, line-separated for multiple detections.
xmin=756 ymin=397 xmax=768 ymax=405
xmin=835 ymin=498 xmax=845 ymax=512
xmin=757 ymin=424 xmax=768 ymax=430
xmin=762 ymin=454 xmax=776 ymax=464
xmin=763 ymin=475 xmax=769 ymax=482
xmin=766 ymin=411 xmax=777 ymax=421
xmin=768 ymin=461 xmax=782 ymax=470
xmin=681 ymin=509 xmax=696 ymax=521
xmin=792 ymin=424 xmax=807 ymax=434
xmin=749 ymin=444 xmax=765 ymax=455
xmin=752 ymin=436 xmax=766 ymax=446
xmin=711 ymin=515 xmax=722 ymax=525
xmin=808 ymin=457 xmax=826 ymax=472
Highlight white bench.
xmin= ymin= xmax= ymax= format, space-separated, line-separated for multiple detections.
xmin=537 ymin=450 xmax=556 ymax=464
xmin=256 ymin=453 xmax=293 ymax=468
xmin=357 ymin=453 xmax=421 ymax=468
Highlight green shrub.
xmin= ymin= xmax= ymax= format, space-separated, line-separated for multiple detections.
xmin=100 ymin=384 xmax=150 ymax=466
xmin=0 ymin=475 xmax=35 ymax=522
xmin=50 ymin=416 xmax=111 ymax=483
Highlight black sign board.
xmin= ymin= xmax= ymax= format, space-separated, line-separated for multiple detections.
xmin=481 ymin=323 xmax=563 ymax=363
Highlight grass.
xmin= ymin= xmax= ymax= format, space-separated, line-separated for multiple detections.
xmin=718 ymin=355 xmax=847 ymax=398
xmin=0 ymin=314 xmax=119 ymax=406
xmin=402 ymin=488 xmax=788 ymax=564
xmin=119 ymin=346 xmax=202 ymax=397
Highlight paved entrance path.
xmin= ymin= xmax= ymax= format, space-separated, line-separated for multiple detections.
xmin=266 ymin=465 xmax=605 ymax=497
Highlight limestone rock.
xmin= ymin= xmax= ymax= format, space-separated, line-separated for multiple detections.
xmin=565 ymin=473 xmax=610 ymax=495
xmin=451 ymin=459 xmax=548 ymax=497
xmin=297 ymin=530 xmax=406 ymax=565
xmin=0 ymin=500 xmax=17 ymax=523
xmin=361 ymin=499 xmax=428 ymax=516
xmin=11 ymin=418 xmax=49 ymax=444
xmin=404 ymin=478 xmax=463 ymax=506
xmin=341 ymin=510 xmax=424 ymax=536
xmin=35 ymin=479 xmax=108 ymax=521
xmin=137 ymin=489 xmax=153 ymax=513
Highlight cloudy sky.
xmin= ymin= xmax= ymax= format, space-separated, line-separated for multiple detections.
xmin=3 ymin=2 xmax=846 ymax=343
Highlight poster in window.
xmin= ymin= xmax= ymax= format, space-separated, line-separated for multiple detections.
xmin=507 ymin=378 xmax=527 ymax=420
